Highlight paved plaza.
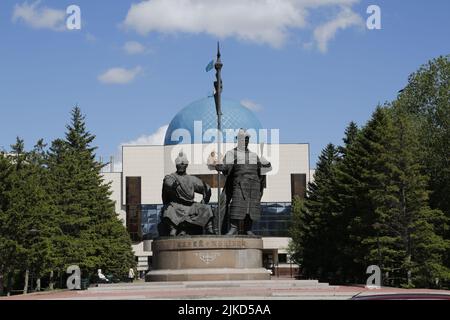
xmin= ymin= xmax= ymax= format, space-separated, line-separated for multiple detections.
xmin=2 ymin=279 xmax=450 ymax=300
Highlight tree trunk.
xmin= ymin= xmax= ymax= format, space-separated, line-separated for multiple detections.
xmin=36 ymin=278 xmax=41 ymax=292
xmin=406 ymin=254 xmax=412 ymax=287
xmin=0 ymin=273 xmax=4 ymax=296
xmin=49 ymin=271 xmax=54 ymax=290
xmin=23 ymin=269 xmax=29 ymax=294
xmin=6 ymin=273 xmax=12 ymax=296
xmin=407 ymin=269 xmax=412 ymax=287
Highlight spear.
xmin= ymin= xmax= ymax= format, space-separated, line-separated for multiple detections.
xmin=213 ymin=42 xmax=223 ymax=235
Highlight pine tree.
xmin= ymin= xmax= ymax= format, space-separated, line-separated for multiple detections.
xmin=296 ymin=144 xmax=342 ymax=281
xmin=365 ymin=109 xmax=449 ymax=287
xmin=338 ymin=107 xmax=449 ymax=287
xmin=288 ymin=196 xmax=306 ymax=268
xmin=47 ymin=107 xmax=135 ymax=279
xmin=289 ymin=56 xmax=449 ymax=287
xmin=338 ymin=121 xmax=359 ymax=157
xmin=333 ymin=122 xmax=363 ymax=282
xmin=353 ymin=107 xmax=396 ymax=273
xmin=0 ymin=138 xmax=57 ymax=293
xmin=27 ymin=139 xmax=60 ymax=291
xmin=0 ymin=149 xmax=17 ymax=295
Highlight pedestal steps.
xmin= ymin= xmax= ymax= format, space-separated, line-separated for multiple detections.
xmin=89 ymin=280 xmax=333 ymax=292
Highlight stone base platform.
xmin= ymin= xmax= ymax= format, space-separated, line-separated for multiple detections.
xmin=146 ymin=236 xmax=271 ymax=282
xmin=148 ymin=268 xmax=271 ymax=282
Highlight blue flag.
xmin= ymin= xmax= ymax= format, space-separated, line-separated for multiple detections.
xmin=205 ymin=60 xmax=214 ymax=72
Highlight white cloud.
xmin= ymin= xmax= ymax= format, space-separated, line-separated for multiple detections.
xmin=314 ymin=7 xmax=364 ymax=52
xmin=12 ymin=1 xmax=66 ymax=31
xmin=113 ymin=125 xmax=169 ymax=171
xmin=122 ymin=0 xmax=362 ymax=50
xmin=98 ymin=66 xmax=142 ymax=85
xmin=121 ymin=125 xmax=169 ymax=146
xmin=241 ymin=99 xmax=262 ymax=112
xmin=124 ymin=41 xmax=148 ymax=55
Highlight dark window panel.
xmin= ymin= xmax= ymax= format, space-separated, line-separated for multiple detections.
xmin=291 ymin=174 xmax=307 ymax=200
xmin=126 ymin=177 xmax=142 ymax=242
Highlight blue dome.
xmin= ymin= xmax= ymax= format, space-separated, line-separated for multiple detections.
xmin=164 ymin=97 xmax=263 ymax=145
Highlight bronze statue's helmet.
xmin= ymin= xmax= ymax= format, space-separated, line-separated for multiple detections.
xmin=237 ymin=128 xmax=250 ymax=151
xmin=175 ymin=151 xmax=189 ymax=166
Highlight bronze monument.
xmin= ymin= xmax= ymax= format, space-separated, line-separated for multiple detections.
xmin=146 ymin=44 xmax=271 ymax=281
xmin=216 ymin=129 xmax=272 ymax=235
xmin=158 ymin=152 xmax=215 ymax=236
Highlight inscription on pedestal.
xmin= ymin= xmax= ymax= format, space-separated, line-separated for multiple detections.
xmin=179 ymin=239 xmax=242 ymax=249
xmin=154 ymin=237 xmax=263 ymax=252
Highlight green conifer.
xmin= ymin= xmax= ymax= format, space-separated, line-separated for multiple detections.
xmin=47 ymin=107 xmax=135 ymax=279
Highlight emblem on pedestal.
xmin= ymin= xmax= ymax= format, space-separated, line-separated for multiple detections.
xmin=195 ymin=252 xmax=221 ymax=264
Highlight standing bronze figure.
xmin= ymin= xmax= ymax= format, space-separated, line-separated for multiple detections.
xmin=159 ymin=152 xmax=215 ymax=236
xmin=216 ymin=129 xmax=272 ymax=235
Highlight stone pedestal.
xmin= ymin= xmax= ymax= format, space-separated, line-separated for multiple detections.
xmin=146 ymin=236 xmax=271 ymax=282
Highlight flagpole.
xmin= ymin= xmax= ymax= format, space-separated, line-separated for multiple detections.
xmin=214 ymin=42 xmax=223 ymax=235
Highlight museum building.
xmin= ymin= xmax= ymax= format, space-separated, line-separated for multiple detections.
xmin=102 ymin=97 xmax=312 ymax=276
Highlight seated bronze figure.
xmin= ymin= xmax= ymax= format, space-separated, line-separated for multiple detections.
xmin=158 ymin=152 xmax=215 ymax=236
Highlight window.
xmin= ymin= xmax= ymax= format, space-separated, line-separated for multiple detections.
xmin=252 ymin=202 xmax=293 ymax=237
xmin=126 ymin=177 xmax=142 ymax=242
xmin=291 ymin=174 xmax=307 ymax=199
xmin=141 ymin=204 xmax=162 ymax=240
xmin=278 ymin=254 xmax=288 ymax=264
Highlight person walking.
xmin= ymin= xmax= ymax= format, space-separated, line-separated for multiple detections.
xmin=128 ymin=268 xmax=135 ymax=283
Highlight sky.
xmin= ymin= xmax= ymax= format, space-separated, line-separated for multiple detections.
xmin=0 ymin=0 xmax=449 ymax=169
